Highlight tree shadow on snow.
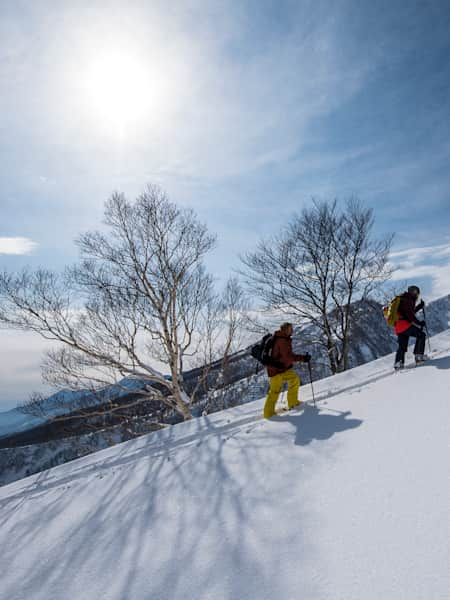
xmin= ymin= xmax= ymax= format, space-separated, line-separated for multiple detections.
xmin=272 ymin=404 xmax=363 ymax=446
xmin=0 ymin=409 xmax=323 ymax=600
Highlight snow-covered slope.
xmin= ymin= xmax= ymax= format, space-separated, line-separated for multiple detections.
xmin=1 ymin=332 xmax=450 ymax=600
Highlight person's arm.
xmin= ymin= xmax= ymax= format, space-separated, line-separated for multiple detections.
xmin=415 ymin=300 xmax=425 ymax=314
xmin=411 ymin=299 xmax=424 ymax=325
xmin=281 ymin=339 xmax=309 ymax=363
xmin=292 ymin=351 xmax=311 ymax=362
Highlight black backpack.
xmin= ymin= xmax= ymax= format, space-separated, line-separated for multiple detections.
xmin=251 ymin=334 xmax=282 ymax=367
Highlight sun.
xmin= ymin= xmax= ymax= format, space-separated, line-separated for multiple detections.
xmin=85 ymin=51 xmax=151 ymax=135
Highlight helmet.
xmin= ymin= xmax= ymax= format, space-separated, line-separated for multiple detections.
xmin=408 ymin=285 xmax=420 ymax=296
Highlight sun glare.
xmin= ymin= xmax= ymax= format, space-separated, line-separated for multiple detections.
xmin=86 ymin=51 xmax=152 ymax=135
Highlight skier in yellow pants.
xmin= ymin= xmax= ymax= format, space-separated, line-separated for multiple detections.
xmin=263 ymin=322 xmax=311 ymax=418
xmin=264 ymin=369 xmax=301 ymax=418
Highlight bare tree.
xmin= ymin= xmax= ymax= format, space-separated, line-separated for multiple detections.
xmin=0 ymin=185 xmax=216 ymax=421
xmin=188 ymin=277 xmax=250 ymax=412
xmin=217 ymin=277 xmax=249 ymax=384
xmin=240 ymin=198 xmax=394 ymax=373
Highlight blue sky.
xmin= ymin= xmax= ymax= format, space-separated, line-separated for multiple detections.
xmin=1 ymin=0 xmax=450 ymax=408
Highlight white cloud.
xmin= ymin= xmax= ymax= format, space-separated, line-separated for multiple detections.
xmin=390 ymin=242 xmax=450 ymax=299
xmin=391 ymin=243 xmax=450 ymax=262
xmin=0 ymin=237 xmax=38 ymax=255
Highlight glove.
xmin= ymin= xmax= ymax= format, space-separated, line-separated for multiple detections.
xmin=416 ymin=300 xmax=425 ymax=311
xmin=416 ymin=320 xmax=425 ymax=329
xmin=302 ymin=353 xmax=311 ymax=363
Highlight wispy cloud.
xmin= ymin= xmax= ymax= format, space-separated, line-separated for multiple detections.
xmin=0 ymin=1 xmax=376 ymax=184
xmin=391 ymin=243 xmax=450 ymax=262
xmin=0 ymin=237 xmax=38 ymax=255
xmin=162 ymin=9 xmax=375 ymax=180
xmin=390 ymin=242 xmax=450 ymax=299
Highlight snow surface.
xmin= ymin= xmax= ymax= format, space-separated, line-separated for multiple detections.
xmin=1 ymin=331 xmax=450 ymax=600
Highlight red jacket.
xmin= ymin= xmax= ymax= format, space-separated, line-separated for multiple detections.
xmin=267 ymin=330 xmax=305 ymax=377
xmin=395 ymin=292 xmax=423 ymax=335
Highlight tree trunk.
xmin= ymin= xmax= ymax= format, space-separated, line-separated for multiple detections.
xmin=170 ymin=362 xmax=192 ymax=420
xmin=325 ymin=336 xmax=339 ymax=374
xmin=173 ymin=388 xmax=193 ymax=420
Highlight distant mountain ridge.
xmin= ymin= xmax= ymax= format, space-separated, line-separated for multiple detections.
xmin=0 ymin=378 xmax=149 ymax=439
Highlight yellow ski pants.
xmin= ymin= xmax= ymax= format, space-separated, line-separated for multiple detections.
xmin=264 ymin=369 xmax=301 ymax=418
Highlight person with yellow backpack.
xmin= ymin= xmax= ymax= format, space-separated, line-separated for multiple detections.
xmin=386 ymin=285 xmax=428 ymax=370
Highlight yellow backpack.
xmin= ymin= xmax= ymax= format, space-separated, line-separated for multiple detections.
xmin=383 ymin=295 xmax=402 ymax=327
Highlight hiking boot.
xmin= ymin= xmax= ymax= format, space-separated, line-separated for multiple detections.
xmin=415 ymin=354 xmax=429 ymax=364
xmin=394 ymin=361 xmax=405 ymax=371
xmin=288 ymin=401 xmax=301 ymax=410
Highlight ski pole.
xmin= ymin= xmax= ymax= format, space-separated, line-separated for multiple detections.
xmin=422 ymin=306 xmax=432 ymax=354
xmin=308 ymin=360 xmax=316 ymax=407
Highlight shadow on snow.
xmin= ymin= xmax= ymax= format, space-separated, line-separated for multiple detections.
xmin=271 ymin=405 xmax=363 ymax=446
xmin=421 ymin=355 xmax=450 ymax=370
xmin=0 ymin=409 xmax=324 ymax=600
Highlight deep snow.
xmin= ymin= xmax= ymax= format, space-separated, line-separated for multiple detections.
xmin=1 ymin=331 xmax=449 ymax=600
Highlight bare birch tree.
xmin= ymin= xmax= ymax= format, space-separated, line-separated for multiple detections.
xmin=0 ymin=185 xmax=216 ymax=421
xmin=217 ymin=277 xmax=249 ymax=384
xmin=240 ymin=198 xmax=394 ymax=373
xmin=188 ymin=276 xmax=249 ymax=410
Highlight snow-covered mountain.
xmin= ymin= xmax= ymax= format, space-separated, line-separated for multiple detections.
xmin=1 ymin=330 xmax=449 ymax=600
xmin=0 ymin=378 xmax=149 ymax=439
xmin=0 ymin=408 xmax=43 ymax=440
